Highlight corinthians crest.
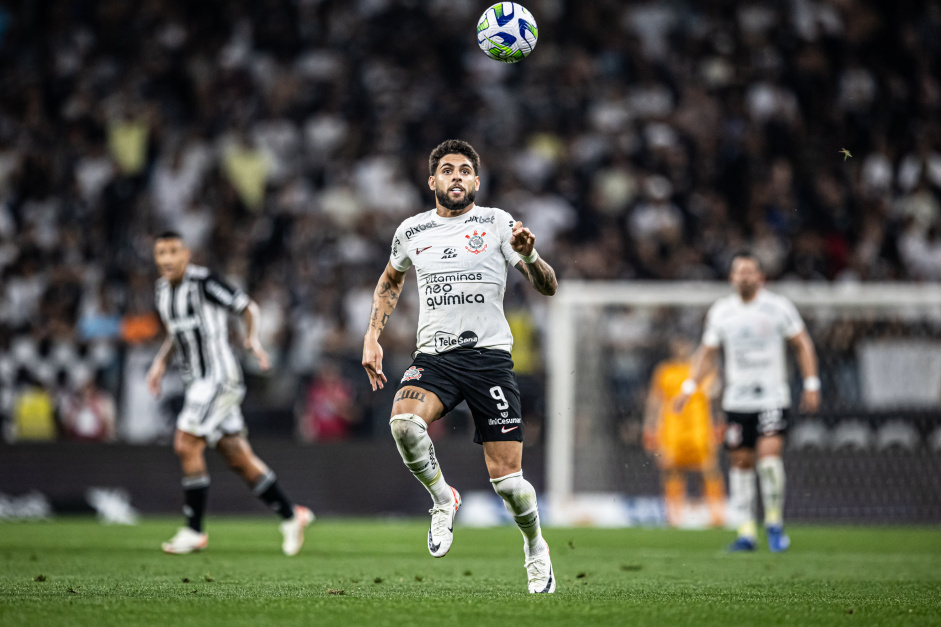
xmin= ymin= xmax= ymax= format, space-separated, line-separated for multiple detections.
xmin=464 ymin=230 xmax=488 ymax=254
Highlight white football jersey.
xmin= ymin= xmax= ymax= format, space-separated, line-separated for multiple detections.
xmin=701 ymin=289 xmax=805 ymax=412
xmin=390 ymin=205 xmax=522 ymax=354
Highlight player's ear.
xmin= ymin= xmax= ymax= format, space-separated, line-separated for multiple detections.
xmin=428 ymin=176 xmax=436 ymax=190
xmin=475 ymin=175 xmax=480 ymax=191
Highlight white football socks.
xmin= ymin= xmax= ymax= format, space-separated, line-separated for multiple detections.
xmin=757 ymin=456 xmax=786 ymax=527
xmin=390 ymin=414 xmax=453 ymax=506
xmin=491 ymin=471 xmax=544 ymax=554
xmin=729 ymin=467 xmax=757 ymax=539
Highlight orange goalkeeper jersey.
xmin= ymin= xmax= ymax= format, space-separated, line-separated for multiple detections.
xmin=651 ymin=360 xmax=716 ymax=465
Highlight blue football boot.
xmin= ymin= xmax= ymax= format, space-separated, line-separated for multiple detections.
xmin=728 ymin=536 xmax=757 ymax=552
xmin=766 ymin=524 xmax=791 ymax=553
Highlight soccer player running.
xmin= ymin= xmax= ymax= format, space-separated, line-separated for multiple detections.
xmin=643 ymin=337 xmax=725 ymax=528
xmin=148 ymin=232 xmax=314 ymax=556
xmin=362 ymin=140 xmax=559 ymax=593
xmin=675 ymin=252 xmax=820 ymax=552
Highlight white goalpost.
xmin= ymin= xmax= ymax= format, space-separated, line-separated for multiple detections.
xmin=544 ymin=281 xmax=941 ymax=525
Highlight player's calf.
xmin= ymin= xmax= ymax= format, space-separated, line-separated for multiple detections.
xmin=491 ymin=471 xmax=543 ymax=552
xmin=391 ymin=414 xmax=460 ymax=557
xmin=491 ymin=471 xmax=554 ymax=593
xmin=390 ymin=414 xmax=455 ymax=506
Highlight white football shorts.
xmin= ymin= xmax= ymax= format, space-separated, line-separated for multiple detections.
xmin=177 ymin=380 xmax=246 ymax=447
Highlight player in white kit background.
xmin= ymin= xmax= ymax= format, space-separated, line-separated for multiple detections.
xmin=148 ymin=232 xmax=313 ymax=556
xmin=675 ymin=252 xmax=820 ymax=552
xmin=362 ymin=140 xmax=559 ymax=593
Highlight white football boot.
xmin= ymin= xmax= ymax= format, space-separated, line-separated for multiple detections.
xmin=427 ymin=487 xmax=461 ymax=558
xmin=280 ymin=506 xmax=315 ymax=556
xmin=162 ymin=527 xmax=208 ymax=555
xmin=524 ymin=539 xmax=556 ymax=594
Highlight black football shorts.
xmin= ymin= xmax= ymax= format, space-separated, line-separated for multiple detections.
xmin=724 ymin=408 xmax=791 ymax=450
xmin=396 ymin=348 xmax=523 ymax=444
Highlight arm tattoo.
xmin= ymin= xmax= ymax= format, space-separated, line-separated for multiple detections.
xmin=516 ymin=259 xmax=558 ymax=296
xmin=368 ymin=278 xmax=402 ymax=335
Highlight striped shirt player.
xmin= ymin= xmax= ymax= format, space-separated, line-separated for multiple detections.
xmin=676 ymin=251 xmax=819 ymax=554
xmin=362 ymin=140 xmax=560 ymax=594
xmin=147 ymin=232 xmax=313 ymax=557
xmin=155 ymin=263 xmax=248 ymax=434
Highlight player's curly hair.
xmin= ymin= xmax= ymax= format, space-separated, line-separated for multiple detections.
xmin=428 ymin=139 xmax=480 ymax=177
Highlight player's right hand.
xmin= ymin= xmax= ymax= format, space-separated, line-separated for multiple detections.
xmin=362 ymin=336 xmax=387 ymax=391
xmin=800 ymin=389 xmax=820 ymax=413
xmin=146 ymin=361 xmax=165 ymax=397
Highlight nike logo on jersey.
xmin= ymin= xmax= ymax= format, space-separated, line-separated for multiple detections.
xmin=501 ymin=425 xmax=519 ymax=434
xmin=416 ymin=246 xmax=432 ymax=254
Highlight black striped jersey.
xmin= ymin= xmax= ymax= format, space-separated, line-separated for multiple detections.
xmin=155 ymin=264 xmax=250 ymax=387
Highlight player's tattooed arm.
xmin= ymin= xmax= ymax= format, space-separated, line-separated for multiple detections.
xmin=368 ymin=264 xmax=405 ymax=337
xmin=363 ymin=263 xmax=407 ymax=391
xmin=515 ymin=258 xmax=558 ymax=296
xmin=510 ymin=220 xmax=557 ymax=296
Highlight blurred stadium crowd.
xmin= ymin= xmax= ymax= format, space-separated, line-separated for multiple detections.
xmin=1 ymin=0 xmax=940 ymax=443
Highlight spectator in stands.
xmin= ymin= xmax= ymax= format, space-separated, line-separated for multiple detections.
xmin=58 ymin=368 xmax=117 ymax=443
xmin=297 ymin=362 xmax=355 ymax=442
xmin=8 ymin=368 xmax=56 ymax=442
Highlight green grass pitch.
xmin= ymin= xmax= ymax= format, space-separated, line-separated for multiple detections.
xmin=1 ymin=518 xmax=939 ymax=626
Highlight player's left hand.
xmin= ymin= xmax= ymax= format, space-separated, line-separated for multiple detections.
xmin=800 ymin=389 xmax=820 ymax=413
xmin=510 ymin=221 xmax=535 ymax=257
xmin=245 ymin=337 xmax=271 ymax=371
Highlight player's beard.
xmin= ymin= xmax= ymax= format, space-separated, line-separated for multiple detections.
xmin=736 ymin=281 xmax=759 ymax=300
xmin=436 ymin=185 xmax=476 ymax=212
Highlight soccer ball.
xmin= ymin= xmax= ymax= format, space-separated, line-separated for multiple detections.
xmin=476 ymin=3 xmax=538 ymax=63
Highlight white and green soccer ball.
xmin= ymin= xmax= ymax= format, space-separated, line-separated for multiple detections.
xmin=476 ymin=3 xmax=538 ymax=63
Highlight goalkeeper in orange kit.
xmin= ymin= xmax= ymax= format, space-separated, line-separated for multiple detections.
xmin=643 ymin=338 xmax=725 ymax=527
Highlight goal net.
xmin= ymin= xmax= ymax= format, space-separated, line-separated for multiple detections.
xmin=544 ymin=282 xmax=941 ymax=526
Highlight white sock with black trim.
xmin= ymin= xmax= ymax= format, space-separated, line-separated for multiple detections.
xmin=390 ymin=414 xmax=453 ymax=506
xmin=729 ymin=467 xmax=757 ymax=539
xmin=757 ymin=456 xmax=786 ymax=527
xmin=491 ymin=471 xmax=544 ymax=554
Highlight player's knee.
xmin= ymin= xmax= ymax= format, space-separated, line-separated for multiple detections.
xmin=173 ymin=434 xmax=204 ymax=461
xmin=389 ymin=414 xmax=426 ymax=446
xmin=490 ymin=470 xmax=525 ymax=500
xmin=729 ymin=449 xmax=755 ymax=469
